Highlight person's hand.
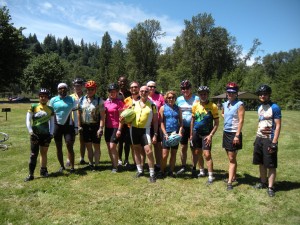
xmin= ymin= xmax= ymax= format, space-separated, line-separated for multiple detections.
xmin=78 ymin=126 xmax=83 ymax=134
xmin=97 ymin=128 xmax=103 ymax=137
xmin=116 ymin=129 xmax=121 ymax=138
xmin=268 ymin=143 xmax=278 ymax=154
xmin=152 ymin=135 xmax=157 ymax=144
xmin=204 ymin=134 xmax=212 ymax=146
xmin=233 ymin=135 xmax=240 ymax=145
xmin=164 ymin=133 xmax=169 ymax=140
xmin=74 ymin=127 xmax=78 ymax=135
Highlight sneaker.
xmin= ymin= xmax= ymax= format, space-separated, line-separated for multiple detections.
xmin=89 ymin=164 xmax=95 ymax=171
xmin=198 ymin=172 xmax=206 ymax=177
xmin=227 ymin=183 xmax=233 ymax=191
xmin=58 ymin=166 xmax=65 ymax=173
xmin=65 ymin=160 xmax=70 ymax=167
xmin=149 ymin=175 xmax=156 ymax=183
xmin=191 ymin=169 xmax=198 ymax=178
xmin=176 ymin=167 xmax=186 ymax=175
xmin=254 ymin=182 xmax=268 ymax=189
xmin=207 ymin=177 xmax=215 ymax=185
xmin=167 ymin=171 xmax=176 ymax=178
xmin=69 ymin=168 xmax=75 ymax=174
xmin=111 ymin=168 xmax=118 ymax=173
xmin=135 ymin=171 xmax=144 ymax=178
xmin=118 ymin=160 xmax=123 ymax=166
xmin=79 ymin=159 xmax=87 ymax=165
xmin=156 ymin=171 xmax=165 ymax=179
xmin=267 ymin=187 xmax=275 ymax=197
xmin=40 ymin=168 xmax=49 ymax=177
xmin=24 ymin=175 xmax=34 ymax=182
xmin=154 ymin=165 xmax=160 ymax=173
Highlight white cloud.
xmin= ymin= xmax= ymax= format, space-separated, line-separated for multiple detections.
xmin=7 ymin=0 xmax=183 ymax=48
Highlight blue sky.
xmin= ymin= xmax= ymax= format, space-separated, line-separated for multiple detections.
xmin=2 ymin=0 xmax=300 ymax=60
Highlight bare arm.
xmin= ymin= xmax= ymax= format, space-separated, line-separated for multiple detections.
xmin=272 ymin=118 xmax=281 ymax=143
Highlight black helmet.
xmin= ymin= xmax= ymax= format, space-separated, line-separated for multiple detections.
xmin=226 ymin=82 xmax=239 ymax=93
xmin=72 ymin=77 xmax=85 ymax=85
xmin=256 ymin=84 xmax=272 ymax=95
xmin=108 ymin=83 xmax=119 ymax=91
xmin=197 ymin=86 xmax=210 ymax=93
xmin=39 ymin=88 xmax=50 ymax=97
xmin=180 ymin=80 xmax=192 ymax=89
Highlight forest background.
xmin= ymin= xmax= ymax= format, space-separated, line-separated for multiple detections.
xmin=1 ymin=6 xmax=300 ymax=109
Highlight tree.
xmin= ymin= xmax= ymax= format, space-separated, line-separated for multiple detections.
xmin=126 ymin=19 xmax=164 ymax=84
xmin=180 ymin=13 xmax=237 ymax=86
xmin=97 ymin=32 xmax=112 ymax=96
xmin=23 ymin=53 xmax=66 ymax=95
xmin=109 ymin=40 xmax=126 ymax=82
xmin=0 ymin=6 xmax=28 ymax=91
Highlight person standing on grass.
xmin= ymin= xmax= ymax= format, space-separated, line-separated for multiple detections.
xmin=222 ymin=82 xmax=245 ymax=191
xmin=147 ymin=81 xmax=165 ymax=172
xmin=122 ymin=81 xmax=141 ymax=169
xmin=78 ymin=80 xmax=105 ymax=171
xmin=157 ymin=91 xmax=183 ymax=179
xmin=117 ymin=76 xmax=132 ymax=167
xmin=190 ymin=86 xmax=219 ymax=184
xmin=104 ymin=83 xmax=124 ymax=173
xmin=125 ymin=85 xmax=158 ymax=183
xmin=25 ymin=88 xmax=54 ymax=182
xmin=49 ymin=83 xmax=78 ymax=173
xmin=176 ymin=80 xmax=203 ymax=175
xmin=66 ymin=77 xmax=87 ymax=166
xmin=253 ymin=84 xmax=281 ymax=197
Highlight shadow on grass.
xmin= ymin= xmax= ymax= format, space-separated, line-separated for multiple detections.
xmin=275 ymin=181 xmax=300 ymax=192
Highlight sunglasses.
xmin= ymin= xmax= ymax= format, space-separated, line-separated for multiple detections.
xmin=258 ymin=92 xmax=269 ymax=96
xmin=181 ymin=87 xmax=189 ymax=90
xmin=140 ymin=90 xmax=149 ymax=93
xmin=148 ymin=86 xmax=156 ymax=88
xmin=167 ymin=96 xmax=175 ymax=100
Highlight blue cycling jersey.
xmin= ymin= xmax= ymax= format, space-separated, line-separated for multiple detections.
xmin=176 ymin=95 xmax=199 ymax=127
xmin=49 ymin=95 xmax=77 ymax=125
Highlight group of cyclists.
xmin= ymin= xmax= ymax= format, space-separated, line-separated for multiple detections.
xmin=25 ymin=76 xmax=281 ymax=197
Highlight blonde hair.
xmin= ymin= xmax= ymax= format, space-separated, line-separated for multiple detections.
xmin=164 ymin=90 xmax=177 ymax=101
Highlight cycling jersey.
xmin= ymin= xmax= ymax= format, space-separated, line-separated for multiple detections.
xmin=49 ymin=95 xmax=77 ymax=125
xmin=78 ymin=95 xmax=105 ymax=124
xmin=256 ymin=102 xmax=281 ymax=139
xmin=132 ymin=100 xmax=157 ymax=129
xmin=176 ymin=95 xmax=199 ymax=127
xmin=223 ymin=100 xmax=244 ymax=132
xmin=27 ymin=103 xmax=54 ymax=135
xmin=123 ymin=96 xmax=140 ymax=108
xmin=163 ymin=103 xmax=180 ymax=133
xmin=104 ymin=98 xmax=124 ymax=128
xmin=192 ymin=100 xmax=219 ymax=135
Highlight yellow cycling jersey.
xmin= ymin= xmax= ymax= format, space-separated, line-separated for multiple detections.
xmin=131 ymin=100 xmax=157 ymax=129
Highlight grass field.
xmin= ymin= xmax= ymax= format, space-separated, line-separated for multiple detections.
xmin=0 ymin=103 xmax=299 ymax=225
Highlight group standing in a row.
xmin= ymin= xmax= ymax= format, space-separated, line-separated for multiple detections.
xmin=25 ymin=78 xmax=281 ymax=197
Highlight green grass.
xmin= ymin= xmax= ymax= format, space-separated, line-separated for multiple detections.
xmin=0 ymin=104 xmax=300 ymax=225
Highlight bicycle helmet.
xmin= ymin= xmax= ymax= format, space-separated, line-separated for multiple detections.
xmin=256 ymin=84 xmax=272 ymax=95
xmin=165 ymin=132 xmax=182 ymax=147
xmin=108 ymin=83 xmax=119 ymax=92
xmin=197 ymin=86 xmax=210 ymax=93
xmin=226 ymin=82 xmax=239 ymax=93
xmin=72 ymin=77 xmax=85 ymax=85
xmin=85 ymin=80 xmax=97 ymax=88
xmin=39 ymin=88 xmax=51 ymax=97
xmin=180 ymin=80 xmax=192 ymax=89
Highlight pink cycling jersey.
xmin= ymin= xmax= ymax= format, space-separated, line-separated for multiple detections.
xmin=104 ymin=98 xmax=124 ymax=128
